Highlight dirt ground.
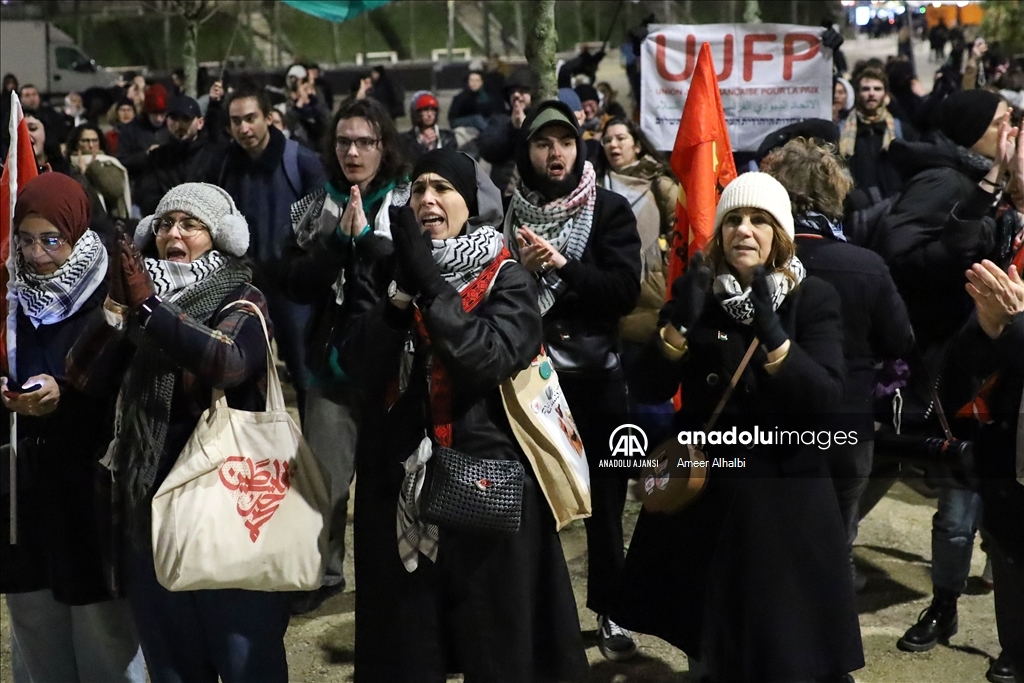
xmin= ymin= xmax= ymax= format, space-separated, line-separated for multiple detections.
xmin=0 ymin=480 xmax=1003 ymax=683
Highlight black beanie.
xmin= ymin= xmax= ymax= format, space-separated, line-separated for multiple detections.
xmin=938 ymin=90 xmax=1003 ymax=149
xmin=574 ymin=84 xmax=599 ymax=104
xmin=412 ymin=149 xmax=479 ymax=217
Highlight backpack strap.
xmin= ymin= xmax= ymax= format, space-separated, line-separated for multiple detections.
xmin=282 ymin=139 xmax=302 ymax=199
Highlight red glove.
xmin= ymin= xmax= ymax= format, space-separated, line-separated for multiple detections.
xmin=118 ymin=230 xmax=155 ymax=309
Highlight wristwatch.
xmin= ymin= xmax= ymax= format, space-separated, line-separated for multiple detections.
xmin=388 ymin=280 xmax=414 ymax=303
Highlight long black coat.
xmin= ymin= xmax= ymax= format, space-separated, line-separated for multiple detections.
xmin=336 ymin=251 xmax=588 ymax=683
xmin=614 ymin=277 xmax=864 ymax=683
xmin=796 ymin=232 xmax=914 ymax=436
xmin=1 ymin=285 xmax=118 ymax=605
xmin=880 ymin=133 xmax=998 ymax=352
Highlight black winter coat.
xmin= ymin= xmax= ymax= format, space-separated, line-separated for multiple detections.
xmin=880 ymin=133 xmax=999 ymax=352
xmin=540 ymin=187 xmax=642 ymax=362
xmin=843 ymin=115 xmax=917 ymax=200
xmin=478 ymin=114 xmax=521 ymax=194
xmin=948 ymin=312 xmax=1023 ymax=559
xmin=136 ymin=135 xmax=218 ymax=215
xmin=335 ymin=248 xmax=588 ymax=683
xmin=1 ymin=285 xmax=118 ymax=605
xmin=796 ymin=232 xmax=914 ymax=437
xmin=447 ymin=88 xmax=494 ymax=125
xmin=614 ymin=277 xmax=864 ymax=682
xmin=116 ymin=116 xmax=169 ymax=179
xmin=400 ymin=126 xmax=459 ymax=165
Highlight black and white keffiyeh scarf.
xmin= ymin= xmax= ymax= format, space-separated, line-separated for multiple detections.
xmin=712 ymin=256 xmax=807 ymax=325
xmin=431 ymin=225 xmax=506 ymax=292
xmin=144 ymin=250 xmax=230 ymax=301
xmin=14 ymin=229 xmax=107 ymax=328
xmin=504 ymin=161 xmax=597 ymax=314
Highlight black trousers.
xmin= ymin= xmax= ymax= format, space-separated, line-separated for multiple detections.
xmin=561 ymin=370 xmax=629 ymax=616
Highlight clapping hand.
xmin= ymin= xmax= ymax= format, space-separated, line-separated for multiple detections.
xmin=966 ymin=260 xmax=1024 ymax=340
xmin=749 ymin=266 xmax=789 ymax=353
xmin=516 ymin=227 xmax=566 ymax=274
xmin=663 ymin=252 xmax=713 ymax=331
xmin=389 ymin=206 xmax=444 ymax=300
xmin=118 ymin=229 xmax=155 ymax=309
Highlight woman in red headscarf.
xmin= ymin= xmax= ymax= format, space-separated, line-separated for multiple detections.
xmin=1 ymin=173 xmax=145 ymax=682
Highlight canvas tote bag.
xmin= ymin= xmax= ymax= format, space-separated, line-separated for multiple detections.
xmin=151 ymin=301 xmax=330 ymax=591
xmin=500 ymin=349 xmax=591 ymax=530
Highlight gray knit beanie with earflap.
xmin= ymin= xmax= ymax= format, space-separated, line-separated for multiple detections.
xmin=135 ymin=182 xmax=250 ymax=257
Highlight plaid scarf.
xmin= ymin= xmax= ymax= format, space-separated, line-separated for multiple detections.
xmin=839 ymin=107 xmax=897 ymax=158
xmin=712 ymin=256 xmax=806 ymax=325
xmin=505 ymin=161 xmax=597 ymax=314
xmin=431 ymin=226 xmax=506 ymax=292
xmin=14 ymin=229 xmax=107 ymax=328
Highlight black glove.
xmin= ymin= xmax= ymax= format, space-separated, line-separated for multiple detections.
xmin=821 ymin=23 xmax=844 ymax=51
xmin=389 ymin=206 xmax=445 ymax=300
xmin=663 ymin=252 xmax=713 ymax=331
xmin=749 ymin=266 xmax=789 ymax=352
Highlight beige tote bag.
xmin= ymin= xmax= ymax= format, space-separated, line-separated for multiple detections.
xmin=151 ymin=301 xmax=330 ymax=592
xmin=500 ymin=350 xmax=591 ymax=531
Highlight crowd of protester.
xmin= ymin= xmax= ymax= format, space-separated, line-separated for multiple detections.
xmin=0 ymin=19 xmax=1023 ymax=683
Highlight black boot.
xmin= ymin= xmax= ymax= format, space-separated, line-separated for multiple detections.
xmin=986 ymin=651 xmax=1015 ymax=683
xmin=896 ymin=587 xmax=959 ymax=652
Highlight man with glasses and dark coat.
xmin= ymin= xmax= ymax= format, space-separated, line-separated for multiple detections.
xmin=204 ymin=84 xmax=326 ymax=419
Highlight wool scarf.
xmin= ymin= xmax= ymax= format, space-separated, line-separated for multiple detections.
xmin=504 ymin=161 xmax=597 ymax=314
xmin=712 ymin=256 xmax=807 ymax=325
xmin=840 ymin=107 xmax=897 ymax=158
xmin=113 ymin=254 xmax=252 ymax=546
xmin=14 ymin=229 xmax=107 ymax=328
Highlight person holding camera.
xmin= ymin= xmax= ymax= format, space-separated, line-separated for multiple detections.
xmin=613 ymin=173 xmax=863 ymax=683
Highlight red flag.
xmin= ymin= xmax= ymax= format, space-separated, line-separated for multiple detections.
xmin=666 ymin=42 xmax=737 ymax=292
xmin=2 ymin=92 xmax=39 ymax=377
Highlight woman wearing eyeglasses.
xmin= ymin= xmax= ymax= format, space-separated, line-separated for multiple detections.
xmin=279 ymin=96 xmax=411 ymax=613
xmin=2 ymin=172 xmax=145 ymax=683
xmin=67 ymin=182 xmax=291 ymax=682
xmin=66 ymin=122 xmax=133 ymax=223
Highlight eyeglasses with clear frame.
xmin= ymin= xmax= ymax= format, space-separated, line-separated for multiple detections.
xmin=335 ymin=136 xmax=380 ymax=152
xmin=153 ymin=216 xmax=209 ymax=237
xmin=16 ymin=233 xmax=67 ymax=253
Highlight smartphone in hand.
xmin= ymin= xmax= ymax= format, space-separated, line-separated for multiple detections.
xmin=2 ymin=379 xmax=43 ymax=398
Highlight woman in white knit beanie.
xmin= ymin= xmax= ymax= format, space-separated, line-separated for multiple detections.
xmin=613 ymin=172 xmax=864 ymax=682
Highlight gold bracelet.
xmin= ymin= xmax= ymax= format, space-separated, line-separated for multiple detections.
xmin=659 ymin=326 xmax=688 ymax=360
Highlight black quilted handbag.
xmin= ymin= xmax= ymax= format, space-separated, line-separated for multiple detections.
xmin=422 ymin=446 xmax=524 ymax=534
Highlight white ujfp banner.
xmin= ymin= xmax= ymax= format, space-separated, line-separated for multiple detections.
xmin=641 ymin=24 xmax=833 ymax=152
